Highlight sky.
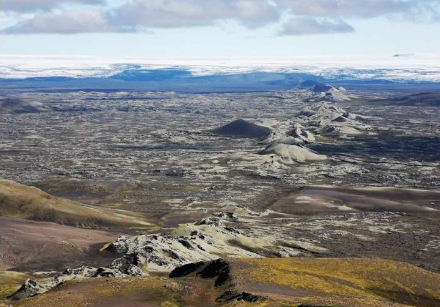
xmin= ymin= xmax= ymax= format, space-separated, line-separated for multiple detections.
xmin=1 ymin=0 xmax=440 ymax=58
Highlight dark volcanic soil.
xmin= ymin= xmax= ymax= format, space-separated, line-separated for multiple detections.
xmin=0 ymin=217 xmax=124 ymax=271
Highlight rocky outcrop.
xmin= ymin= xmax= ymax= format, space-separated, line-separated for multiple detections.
xmin=261 ymin=123 xmax=316 ymax=146
xmin=170 ymin=259 xmax=231 ymax=287
xmin=288 ymin=123 xmax=316 ymax=143
xmin=259 ymin=143 xmax=327 ymax=163
xmin=170 ymin=259 xmax=265 ymax=303
xmin=108 ymin=212 xmax=262 ymax=273
xmin=297 ymin=81 xmax=353 ymax=102
xmin=11 ymin=212 xmax=307 ymax=299
xmin=9 ymin=265 xmax=142 ymax=300
xmin=10 ymin=279 xmax=53 ymax=300
xmin=310 ymin=86 xmax=352 ymax=103
xmin=298 ymin=102 xmax=371 ymax=136
xmin=243 ymin=102 xmax=376 ymax=175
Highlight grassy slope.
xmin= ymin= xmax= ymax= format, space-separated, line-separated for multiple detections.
xmin=6 ymin=276 xmax=183 ymax=307
xmin=0 ymin=271 xmax=31 ymax=300
xmin=0 ymin=179 xmax=152 ymax=229
xmin=6 ymin=258 xmax=440 ymax=307
xmin=234 ymin=258 xmax=440 ymax=307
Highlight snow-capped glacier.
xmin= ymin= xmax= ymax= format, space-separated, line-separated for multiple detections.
xmin=1 ymin=54 xmax=440 ymax=83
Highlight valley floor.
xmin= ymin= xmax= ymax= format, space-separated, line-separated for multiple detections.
xmin=1 ymin=87 xmax=440 ymax=306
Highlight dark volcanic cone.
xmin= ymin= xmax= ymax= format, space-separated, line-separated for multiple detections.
xmin=210 ymin=119 xmax=271 ymax=138
xmin=311 ymin=84 xmax=332 ymax=93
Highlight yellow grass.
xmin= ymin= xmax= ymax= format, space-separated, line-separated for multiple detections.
xmin=236 ymin=258 xmax=440 ymax=306
xmin=0 ymin=271 xmax=30 ymax=300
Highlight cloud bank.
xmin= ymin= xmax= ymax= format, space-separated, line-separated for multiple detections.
xmin=2 ymin=0 xmax=440 ymax=35
xmin=1 ymin=0 xmax=104 ymax=13
xmin=278 ymin=18 xmax=354 ymax=36
xmin=2 ymin=10 xmax=136 ymax=34
xmin=110 ymin=0 xmax=280 ymax=29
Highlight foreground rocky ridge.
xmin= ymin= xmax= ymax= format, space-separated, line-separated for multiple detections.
xmin=11 ymin=183 xmax=440 ymax=300
xmin=10 ymin=211 xmax=308 ymax=299
xmin=8 ymin=257 xmax=440 ymax=307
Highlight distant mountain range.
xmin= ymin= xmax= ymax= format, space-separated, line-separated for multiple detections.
xmin=1 ymin=54 xmax=440 ymax=92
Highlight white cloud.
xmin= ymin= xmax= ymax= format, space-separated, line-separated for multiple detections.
xmin=275 ymin=0 xmax=440 ymax=20
xmin=1 ymin=0 xmax=104 ymax=13
xmin=278 ymin=17 xmax=354 ymax=35
xmin=274 ymin=0 xmax=411 ymax=18
xmin=2 ymin=9 xmax=135 ymax=34
xmin=3 ymin=0 xmax=280 ymax=34
xmin=108 ymin=0 xmax=280 ymax=28
xmin=2 ymin=0 xmax=439 ymax=34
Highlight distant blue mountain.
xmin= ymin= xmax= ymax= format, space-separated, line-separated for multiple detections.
xmin=110 ymin=69 xmax=192 ymax=81
xmin=1 ymin=68 xmax=439 ymax=93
